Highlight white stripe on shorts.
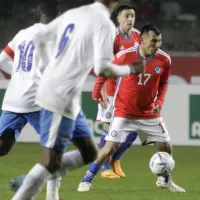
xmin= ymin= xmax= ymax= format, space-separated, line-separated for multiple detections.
xmin=46 ymin=113 xmax=62 ymax=148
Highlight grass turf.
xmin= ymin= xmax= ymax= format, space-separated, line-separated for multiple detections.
xmin=0 ymin=143 xmax=199 ymax=200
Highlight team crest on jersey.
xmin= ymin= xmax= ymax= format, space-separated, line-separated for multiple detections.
xmin=154 ymin=66 xmax=161 ymax=74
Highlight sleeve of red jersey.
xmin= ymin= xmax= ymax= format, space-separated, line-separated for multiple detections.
xmin=155 ymin=57 xmax=171 ymax=109
xmin=92 ymin=76 xmax=107 ymax=99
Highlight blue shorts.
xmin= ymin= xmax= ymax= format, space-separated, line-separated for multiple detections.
xmin=40 ymin=109 xmax=93 ymax=153
xmin=0 ymin=111 xmax=40 ymax=140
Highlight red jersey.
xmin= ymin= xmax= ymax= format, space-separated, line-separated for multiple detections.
xmin=111 ymin=45 xmax=171 ymax=119
xmin=92 ymin=27 xmax=141 ymax=99
xmin=113 ymin=27 xmax=141 ymax=55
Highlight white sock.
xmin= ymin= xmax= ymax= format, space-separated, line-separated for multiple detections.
xmin=12 ymin=163 xmax=51 ymax=200
xmin=158 ymin=175 xmax=171 ymax=183
xmin=46 ymin=177 xmax=61 ymax=200
xmin=59 ymin=150 xmax=84 ymax=176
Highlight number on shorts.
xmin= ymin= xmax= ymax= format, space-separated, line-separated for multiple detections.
xmin=55 ymin=24 xmax=75 ymax=58
xmin=137 ymin=73 xmax=151 ymax=85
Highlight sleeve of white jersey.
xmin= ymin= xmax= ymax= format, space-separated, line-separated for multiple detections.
xmin=0 ymin=51 xmax=13 ymax=75
xmin=93 ymin=21 xmax=131 ymax=77
xmin=93 ymin=21 xmax=115 ymax=62
xmin=0 ymin=37 xmax=16 ymax=75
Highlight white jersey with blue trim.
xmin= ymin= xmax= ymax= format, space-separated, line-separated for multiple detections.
xmin=0 ymin=23 xmax=55 ymax=113
xmin=34 ymin=2 xmax=116 ymax=120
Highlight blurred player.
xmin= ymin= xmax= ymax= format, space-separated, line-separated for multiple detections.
xmin=0 ymin=2 xmax=67 ymax=200
xmin=78 ymin=24 xmax=185 ymax=192
xmin=0 ymin=2 xmax=56 ymax=169
xmin=11 ymin=0 xmax=145 ymax=199
xmin=93 ymin=4 xmax=140 ymax=178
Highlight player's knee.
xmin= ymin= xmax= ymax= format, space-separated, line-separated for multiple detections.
xmin=155 ymin=142 xmax=172 ymax=155
xmin=0 ymin=129 xmax=16 ymax=157
xmin=82 ymin=143 xmax=98 ymax=164
xmin=42 ymin=149 xmax=63 ymax=174
xmin=0 ymin=148 xmax=10 ymax=157
xmin=103 ymin=123 xmax=110 ymax=131
xmin=46 ymin=158 xmax=62 ymax=174
xmin=101 ymin=143 xmax=118 ymax=159
xmin=0 ymin=140 xmax=13 ymax=157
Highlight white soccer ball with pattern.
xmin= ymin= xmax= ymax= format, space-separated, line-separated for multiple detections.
xmin=149 ymin=152 xmax=175 ymax=176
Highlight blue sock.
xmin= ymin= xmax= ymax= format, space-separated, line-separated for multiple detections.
xmin=112 ymin=132 xmax=137 ymax=160
xmin=100 ymin=132 xmax=111 ymax=172
xmin=99 ymin=133 xmax=106 ymax=148
xmin=81 ymin=162 xmax=101 ymax=183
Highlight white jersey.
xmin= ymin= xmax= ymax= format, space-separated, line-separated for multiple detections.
xmin=34 ymin=2 xmax=116 ymax=120
xmin=1 ymin=23 xmax=55 ymax=113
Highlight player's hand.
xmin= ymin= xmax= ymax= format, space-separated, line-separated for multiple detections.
xmin=100 ymin=87 xmax=109 ymax=109
xmin=129 ymin=60 xmax=145 ymax=75
xmin=151 ymin=104 xmax=161 ymax=115
xmin=92 ymin=96 xmax=108 ymax=109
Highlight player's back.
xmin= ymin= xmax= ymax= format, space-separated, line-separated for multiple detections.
xmin=3 ymin=23 xmax=51 ymax=113
xmin=36 ymin=2 xmax=116 ymax=119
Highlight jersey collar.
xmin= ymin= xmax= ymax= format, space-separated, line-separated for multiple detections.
xmin=136 ymin=45 xmax=155 ymax=63
xmin=117 ymin=27 xmax=132 ymax=41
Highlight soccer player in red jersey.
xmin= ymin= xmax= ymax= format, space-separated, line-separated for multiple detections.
xmin=78 ymin=24 xmax=185 ymax=192
xmin=93 ymin=4 xmax=140 ymax=179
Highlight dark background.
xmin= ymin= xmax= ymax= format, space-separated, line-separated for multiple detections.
xmin=0 ymin=0 xmax=199 ymax=52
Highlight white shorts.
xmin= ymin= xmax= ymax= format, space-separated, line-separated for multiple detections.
xmin=106 ymin=117 xmax=170 ymax=144
xmin=96 ymin=96 xmax=114 ymax=123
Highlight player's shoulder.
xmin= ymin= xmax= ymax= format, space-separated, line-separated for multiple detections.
xmin=157 ymin=49 xmax=171 ymax=65
xmin=115 ymin=44 xmax=138 ymax=59
xmin=131 ymin=28 xmax=140 ymax=35
xmin=17 ymin=23 xmax=43 ymax=38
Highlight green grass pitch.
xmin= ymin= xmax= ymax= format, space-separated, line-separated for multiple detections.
xmin=0 ymin=143 xmax=199 ymax=200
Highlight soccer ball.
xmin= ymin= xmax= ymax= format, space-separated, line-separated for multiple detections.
xmin=149 ymin=152 xmax=175 ymax=176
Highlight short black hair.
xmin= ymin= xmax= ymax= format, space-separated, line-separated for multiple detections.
xmin=38 ymin=1 xmax=58 ymax=18
xmin=140 ymin=24 xmax=161 ymax=36
xmin=116 ymin=4 xmax=135 ymax=15
xmin=111 ymin=4 xmax=135 ymax=26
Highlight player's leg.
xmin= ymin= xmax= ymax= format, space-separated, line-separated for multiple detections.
xmin=110 ymin=131 xmax=138 ymax=178
xmin=97 ymin=102 xmax=119 ymax=178
xmin=8 ymin=111 xmax=62 ymax=200
xmin=100 ymin=123 xmax=120 ymax=178
xmin=12 ymin=109 xmax=98 ymax=199
xmin=11 ymin=109 xmax=76 ymax=200
xmin=45 ymin=111 xmax=98 ymax=200
xmin=0 ymin=111 xmax=27 ymax=156
xmin=139 ymin=117 xmax=185 ymax=192
xmin=78 ymin=117 xmax=134 ymax=192
xmin=46 ymin=111 xmax=98 ymax=196
xmin=78 ymin=140 xmax=121 ymax=192
xmin=25 ymin=111 xmax=63 ymax=200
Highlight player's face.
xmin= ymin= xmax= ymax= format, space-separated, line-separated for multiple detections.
xmin=117 ymin=9 xmax=135 ymax=31
xmin=142 ymin=31 xmax=162 ymax=56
